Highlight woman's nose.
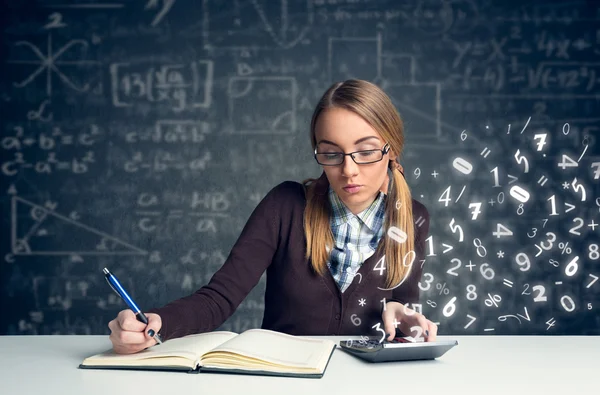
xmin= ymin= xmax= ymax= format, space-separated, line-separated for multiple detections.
xmin=341 ymin=156 xmax=359 ymax=177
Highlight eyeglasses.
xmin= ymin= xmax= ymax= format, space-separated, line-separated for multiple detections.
xmin=314 ymin=143 xmax=390 ymax=166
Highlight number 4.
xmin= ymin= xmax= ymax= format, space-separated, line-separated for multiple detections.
xmin=373 ymin=256 xmax=386 ymax=275
xmin=439 ymin=186 xmax=451 ymax=207
xmin=558 ymin=154 xmax=578 ymax=170
xmin=493 ymin=223 xmax=514 ymax=238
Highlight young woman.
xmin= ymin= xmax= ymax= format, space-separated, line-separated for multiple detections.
xmin=108 ymin=79 xmax=436 ymax=354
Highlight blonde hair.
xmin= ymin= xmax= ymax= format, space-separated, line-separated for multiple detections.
xmin=301 ymin=79 xmax=414 ymax=289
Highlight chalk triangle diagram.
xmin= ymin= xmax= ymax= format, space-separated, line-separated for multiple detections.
xmin=11 ymin=196 xmax=147 ymax=256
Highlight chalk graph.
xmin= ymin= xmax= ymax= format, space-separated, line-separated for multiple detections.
xmin=7 ymin=33 xmax=100 ymax=96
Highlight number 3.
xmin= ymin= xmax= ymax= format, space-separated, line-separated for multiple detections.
xmin=540 ymin=232 xmax=556 ymax=250
xmin=371 ymin=322 xmax=387 ymax=343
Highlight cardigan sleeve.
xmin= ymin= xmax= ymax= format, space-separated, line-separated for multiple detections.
xmin=145 ymin=183 xmax=283 ymax=340
xmin=389 ymin=200 xmax=430 ymax=307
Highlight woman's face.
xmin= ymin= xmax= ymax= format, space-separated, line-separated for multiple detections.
xmin=314 ymin=107 xmax=396 ymax=215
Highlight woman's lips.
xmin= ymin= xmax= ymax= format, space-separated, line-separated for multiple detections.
xmin=343 ymin=185 xmax=362 ymax=194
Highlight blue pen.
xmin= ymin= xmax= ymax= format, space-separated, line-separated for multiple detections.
xmin=103 ymin=267 xmax=163 ymax=344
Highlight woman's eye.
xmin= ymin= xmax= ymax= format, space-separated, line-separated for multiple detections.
xmin=359 ymin=151 xmax=376 ymax=157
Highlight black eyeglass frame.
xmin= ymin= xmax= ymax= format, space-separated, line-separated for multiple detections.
xmin=313 ymin=143 xmax=391 ymax=166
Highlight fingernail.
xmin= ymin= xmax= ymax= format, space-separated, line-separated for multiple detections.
xmin=425 ymin=330 xmax=429 ymax=336
xmin=148 ymin=329 xmax=155 ymax=337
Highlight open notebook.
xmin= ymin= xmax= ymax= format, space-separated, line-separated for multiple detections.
xmin=79 ymin=329 xmax=337 ymax=378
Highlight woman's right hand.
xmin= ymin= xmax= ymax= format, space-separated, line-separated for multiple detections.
xmin=108 ymin=309 xmax=163 ymax=354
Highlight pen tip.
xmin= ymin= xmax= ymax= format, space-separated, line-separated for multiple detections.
xmin=102 ymin=268 xmax=109 ymax=275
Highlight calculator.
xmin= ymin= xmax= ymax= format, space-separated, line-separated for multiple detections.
xmin=339 ymin=336 xmax=458 ymax=363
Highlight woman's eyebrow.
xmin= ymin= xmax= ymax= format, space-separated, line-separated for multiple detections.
xmin=317 ymin=136 xmax=380 ymax=146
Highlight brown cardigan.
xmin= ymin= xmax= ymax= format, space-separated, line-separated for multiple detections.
xmin=148 ymin=179 xmax=430 ymax=341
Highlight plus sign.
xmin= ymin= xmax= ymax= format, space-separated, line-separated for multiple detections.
xmin=466 ymin=260 xmax=476 ymax=271
xmin=393 ymin=318 xmax=401 ymax=328
xmin=431 ymin=171 xmax=439 ymax=178
xmin=589 ymin=220 xmax=598 ymax=231
xmin=488 ymin=199 xmax=496 ymax=206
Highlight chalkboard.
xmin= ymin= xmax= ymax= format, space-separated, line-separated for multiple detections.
xmin=1 ymin=0 xmax=599 ymax=336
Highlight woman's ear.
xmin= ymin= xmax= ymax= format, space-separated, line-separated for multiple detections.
xmin=387 ymin=147 xmax=398 ymax=163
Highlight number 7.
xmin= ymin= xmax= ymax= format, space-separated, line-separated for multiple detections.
xmin=591 ymin=162 xmax=600 ymax=180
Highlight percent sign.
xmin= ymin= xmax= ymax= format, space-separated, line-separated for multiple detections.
xmin=436 ymin=282 xmax=450 ymax=295
xmin=485 ymin=293 xmax=502 ymax=307
xmin=558 ymin=242 xmax=572 ymax=255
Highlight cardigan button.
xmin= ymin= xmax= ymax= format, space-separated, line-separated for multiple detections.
xmin=335 ymin=314 xmax=340 ymax=320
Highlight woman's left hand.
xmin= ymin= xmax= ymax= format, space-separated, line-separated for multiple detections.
xmin=382 ymin=301 xmax=438 ymax=342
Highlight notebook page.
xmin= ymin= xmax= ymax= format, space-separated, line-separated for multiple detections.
xmin=206 ymin=329 xmax=335 ymax=368
xmin=83 ymin=331 xmax=238 ymax=362
xmin=147 ymin=331 xmax=237 ymax=356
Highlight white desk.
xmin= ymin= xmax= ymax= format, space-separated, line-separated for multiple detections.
xmin=0 ymin=335 xmax=598 ymax=395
